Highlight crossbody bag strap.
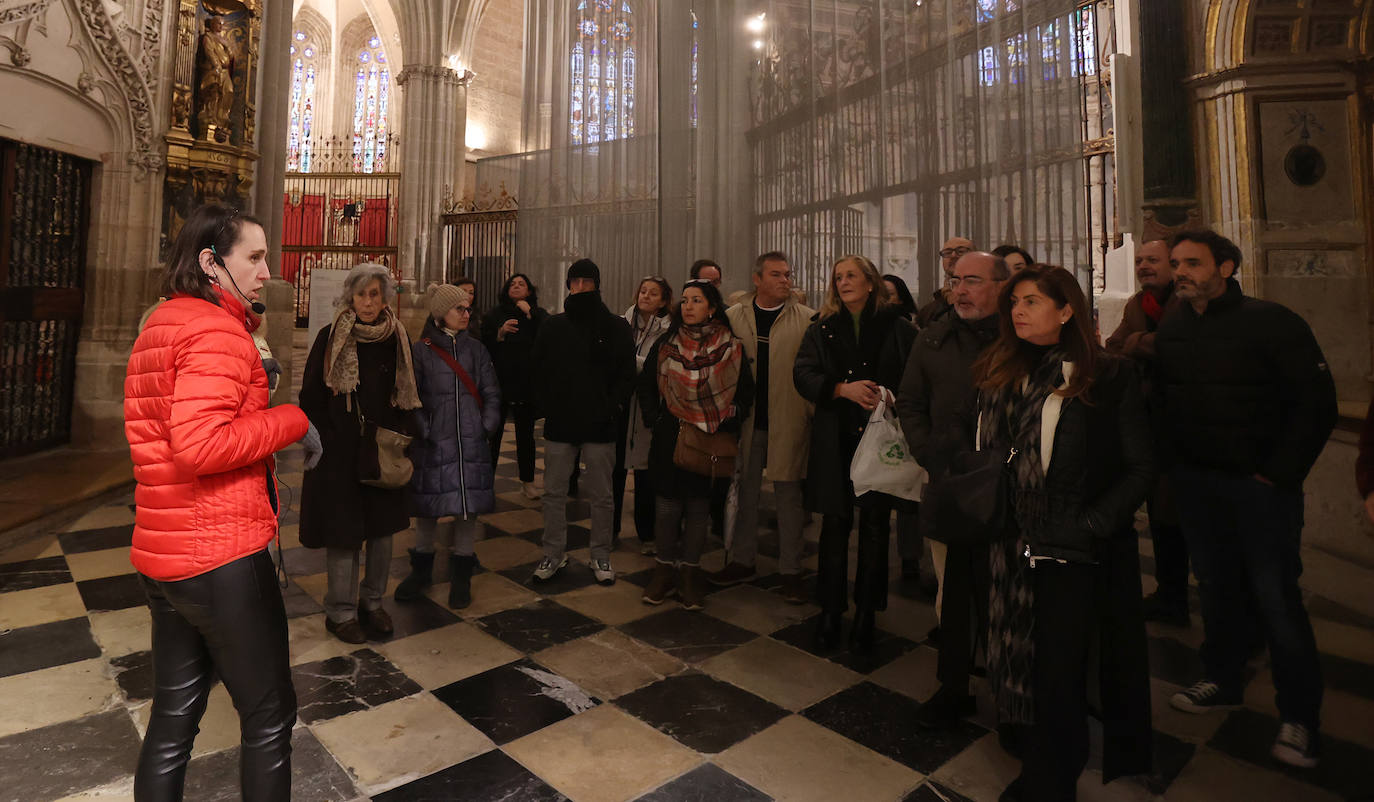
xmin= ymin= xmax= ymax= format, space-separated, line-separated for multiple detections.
xmin=423 ymin=338 xmax=485 ymax=411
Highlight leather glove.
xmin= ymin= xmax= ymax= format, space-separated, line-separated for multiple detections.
xmin=299 ymin=421 xmax=324 ymax=470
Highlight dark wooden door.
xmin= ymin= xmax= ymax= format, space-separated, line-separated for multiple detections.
xmin=0 ymin=139 xmax=92 ymax=458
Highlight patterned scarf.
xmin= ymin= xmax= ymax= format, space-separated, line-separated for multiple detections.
xmin=656 ymin=320 xmax=744 ymax=433
xmin=978 ymin=345 xmax=1068 ymax=725
xmin=324 ymin=306 xmax=422 ymax=410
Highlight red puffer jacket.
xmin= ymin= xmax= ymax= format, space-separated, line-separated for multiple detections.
xmin=124 ymin=290 xmax=309 ymax=581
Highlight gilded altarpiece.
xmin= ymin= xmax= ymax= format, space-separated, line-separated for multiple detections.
xmin=161 ymin=0 xmax=261 ymax=253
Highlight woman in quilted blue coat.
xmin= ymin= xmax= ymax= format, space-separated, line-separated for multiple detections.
xmin=396 ymin=284 xmax=501 ymax=608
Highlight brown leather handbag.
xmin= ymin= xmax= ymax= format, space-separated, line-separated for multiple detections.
xmin=672 ymin=422 xmax=739 ymax=480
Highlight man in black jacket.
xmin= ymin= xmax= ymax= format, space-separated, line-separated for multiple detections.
xmin=531 ymin=259 xmax=637 ymax=585
xmin=896 ymin=250 xmax=1007 ymax=729
xmin=1157 ymin=229 xmax=1336 ymax=769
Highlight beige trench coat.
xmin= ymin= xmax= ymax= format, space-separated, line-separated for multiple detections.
xmin=726 ymin=293 xmax=815 ymax=482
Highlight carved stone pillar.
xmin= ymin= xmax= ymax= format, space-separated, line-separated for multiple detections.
xmin=396 ymin=64 xmax=469 ymax=288
xmin=253 ymin=0 xmax=292 ymax=277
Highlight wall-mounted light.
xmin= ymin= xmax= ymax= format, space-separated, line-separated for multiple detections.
xmin=752 ymin=39 xmax=764 ymax=50
xmin=746 ymin=13 xmax=766 ymax=33
xmin=466 ymin=123 xmax=488 ymax=150
xmin=447 ymin=54 xmax=464 ymax=72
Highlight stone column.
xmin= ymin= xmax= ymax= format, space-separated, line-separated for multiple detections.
xmin=253 ymin=0 xmax=294 ymax=277
xmin=396 ymin=65 xmax=469 ymax=289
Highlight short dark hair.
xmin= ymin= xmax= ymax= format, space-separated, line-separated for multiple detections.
xmin=636 ymin=276 xmax=673 ymax=317
xmin=881 ymin=274 xmax=916 ymax=318
xmin=991 ymin=244 xmax=1035 ymax=272
xmin=453 ymin=275 xmax=477 ymax=289
xmin=689 ymin=259 xmax=721 ymax=279
xmin=754 ymin=251 xmax=789 ymax=275
xmin=671 ymin=278 xmax=734 ymax=333
xmin=161 ymin=203 xmax=264 ymax=306
xmin=1170 ymin=229 xmax=1243 ymax=273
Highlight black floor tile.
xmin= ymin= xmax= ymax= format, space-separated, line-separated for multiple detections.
xmin=279 ymin=545 xmax=329 ymax=577
xmin=499 ymin=559 xmax=598 ymax=595
xmin=76 ymin=572 xmax=147 ymax=612
xmin=1319 ymin=650 xmax=1374 ymax=701
xmin=903 ymin=780 xmax=974 ymax=802
xmin=616 ymin=672 xmax=787 ymax=754
xmin=0 ymin=616 xmax=103 ymax=678
xmin=112 ymin=650 xmax=155 ymax=701
xmin=380 ymin=596 xmax=463 ymax=639
xmin=182 ymin=726 xmax=359 ymax=801
xmin=618 ymin=608 xmax=758 ymax=664
xmin=0 ymin=555 xmax=72 ymax=592
xmin=514 ymin=522 xmax=591 ymax=551
xmin=770 ymin=614 xmax=918 ymax=673
xmin=635 ymin=763 xmax=771 ymax=801
xmin=431 ymin=657 xmax=598 ymax=745
xmin=1146 ymin=635 xmax=1206 ymax=687
xmin=1208 ymin=708 xmax=1374 ymax=800
xmin=803 ymin=682 xmax=988 ymax=774
xmin=290 ymin=648 xmax=423 ymax=724
xmin=1306 ymin=595 xmax=1374 ymax=631
xmin=281 ymin=579 xmax=324 ymax=619
xmin=57 ymin=524 xmax=134 ymax=554
xmin=0 ymin=709 xmax=142 ymax=801
xmin=1144 ymin=729 xmax=1196 ymax=796
xmin=474 ymin=599 xmax=604 ymax=652
xmin=374 ymin=748 xmax=569 ymax=801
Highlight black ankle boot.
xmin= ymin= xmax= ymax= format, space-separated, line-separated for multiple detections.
xmin=448 ymin=554 xmax=475 ymax=609
xmin=394 ymin=549 xmax=436 ymax=602
xmin=849 ymin=608 xmax=876 ymax=655
xmin=814 ymin=611 xmax=843 ymax=651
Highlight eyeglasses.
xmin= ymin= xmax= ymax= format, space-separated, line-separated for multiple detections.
xmin=453 ymin=306 xmax=472 ymax=314
xmin=948 ymin=275 xmax=987 ymax=288
xmin=939 ymin=246 xmax=972 ymax=259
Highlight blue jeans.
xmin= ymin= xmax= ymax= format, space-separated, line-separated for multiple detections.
xmin=1172 ymin=465 xmax=1323 ymax=727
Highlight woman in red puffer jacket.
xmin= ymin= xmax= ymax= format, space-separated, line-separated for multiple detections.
xmin=124 ymin=203 xmax=321 ymax=802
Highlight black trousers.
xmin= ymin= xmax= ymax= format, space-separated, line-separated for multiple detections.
xmin=817 ymin=494 xmax=894 ymax=614
xmin=490 ymin=402 xmax=537 ymax=483
xmin=1023 ymin=560 xmax=1096 ymax=802
xmin=135 ymin=550 xmax=296 ymax=802
xmin=936 ymin=540 xmax=990 ymax=688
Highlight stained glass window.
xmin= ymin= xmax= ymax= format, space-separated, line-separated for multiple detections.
xmin=690 ymin=12 xmax=699 ymax=129
xmin=977 ymin=0 xmax=998 ymax=23
xmin=1006 ymin=33 xmax=1026 ymax=83
xmin=979 ymin=45 xmax=997 ymax=86
xmin=1041 ymin=21 xmax=1061 ymax=81
xmin=286 ymin=30 xmax=320 ymax=172
xmin=353 ymin=36 xmax=392 ymax=172
xmin=1072 ymin=7 xmax=1097 ymax=76
xmin=570 ymin=0 xmax=636 ymax=145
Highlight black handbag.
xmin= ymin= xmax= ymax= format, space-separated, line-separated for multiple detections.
xmin=918 ymin=445 xmax=1017 ymax=544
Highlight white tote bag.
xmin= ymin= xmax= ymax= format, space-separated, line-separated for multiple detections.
xmin=850 ymin=390 xmax=927 ymax=503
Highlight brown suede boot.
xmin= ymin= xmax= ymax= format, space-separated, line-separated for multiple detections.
xmin=678 ymin=564 xmax=705 ymax=611
xmin=641 ymin=562 xmax=676 ymax=605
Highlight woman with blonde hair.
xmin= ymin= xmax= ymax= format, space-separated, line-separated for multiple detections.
xmin=299 ymin=263 xmax=421 ymax=643
xmin=969 ymin=265 xmax=1152 ymax=801
xmin=794 ymin=255 xmax=915 ymax=655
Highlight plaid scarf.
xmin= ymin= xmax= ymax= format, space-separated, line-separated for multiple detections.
xmin=656 ymin=320 xmax=743 ymax=433
xmin=978 ymin=346 xmax=1068 ymax=726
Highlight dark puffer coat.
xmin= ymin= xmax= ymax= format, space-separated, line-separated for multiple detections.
xmin=298 ymin=324 xmax=414 ymax=550
xmin=482 ymin=299 xmax=548 ymax=406
xmin=793 ymin=303 xmax=916 ymax=516
xmin=531 ymin=291 xmax=637 ymax=444
xmin=408 ymin=320 xmax=502 ymax=519
xmin=638 ymin=330 xmax=756 ymax=500
xmin=1155 ymin=278 xmax=1336 ymax=489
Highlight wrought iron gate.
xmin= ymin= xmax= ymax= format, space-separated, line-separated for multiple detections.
xmin=0 ymin=139 xmax=91 ymax=459
xmin=440 ymin=186 xmax=517 ymax=312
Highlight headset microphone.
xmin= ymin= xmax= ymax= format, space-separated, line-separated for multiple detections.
xmin=211 ymin=245 xmax=267 ymax=315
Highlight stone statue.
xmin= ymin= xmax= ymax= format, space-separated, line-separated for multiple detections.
xmin=197 ymin=15 xmax=235 ymax=142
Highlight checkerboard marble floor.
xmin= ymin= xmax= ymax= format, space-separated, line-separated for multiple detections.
xmin=2 ymin=426 xmax=1373 ymax=801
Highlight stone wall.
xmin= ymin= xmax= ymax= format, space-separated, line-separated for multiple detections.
xmin=466 ymin=0 xmax=523 ymax=160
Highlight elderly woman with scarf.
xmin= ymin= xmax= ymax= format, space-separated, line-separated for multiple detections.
xmin=299 ymin=263 xmax=421 ymax=644
xmin=969 ymin=265 xmax=1152 ymax=802
xmin=795 ymin=255 xmax=916 ymax=655
xmin=637 ymin=279 xmax=754 ymax=610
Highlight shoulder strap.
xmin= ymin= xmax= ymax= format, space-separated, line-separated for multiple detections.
xmin=423 ymin=338 xmax=484 ymax=411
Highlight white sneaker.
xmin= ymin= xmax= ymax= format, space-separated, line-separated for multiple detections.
xmin=521 ymin=482 xmax=542 ymax=500
xmin=590 ymin=558 xmax=615 ymax=585
xmin=1271 ymin=722 xmax=1320 ymax=768
xmin=531 ymin=555 xmax=567 ymax=581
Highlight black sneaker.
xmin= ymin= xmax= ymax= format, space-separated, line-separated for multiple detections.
xmin=1271 ymin=722 xmax=1320 ymax=768
xmin=1169 ymin=680 xmax=1243 ymax=714
xmin=915 ymin=686 xmax=977 ymax=729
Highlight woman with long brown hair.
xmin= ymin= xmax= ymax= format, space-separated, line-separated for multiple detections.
xmin=970 ymin=265 xmax=1152 ymax=801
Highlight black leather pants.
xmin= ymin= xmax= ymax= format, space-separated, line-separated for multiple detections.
xmin=817 ymin=495 xmax=894 ymax=615
xmin=135 ymin=550 xmax=296 ymax=802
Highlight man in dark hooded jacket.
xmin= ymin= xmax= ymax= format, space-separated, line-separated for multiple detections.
xmin=531 ymin=259 xmax=636 ymax=585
